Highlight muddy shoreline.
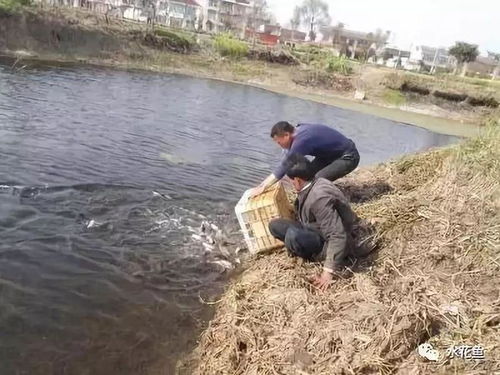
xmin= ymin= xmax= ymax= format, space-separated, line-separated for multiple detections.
xmin=182 ymin=125 xmax=500 ymax=374
xmin=0 ymin=8 xmax=488 ymax=138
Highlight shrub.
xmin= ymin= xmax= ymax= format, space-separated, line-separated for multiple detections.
xmin=153 ymin=28 xmax=196 ymax=51
xmin=291 ymin=45 xmax=331 ymax=65
xmin=325 ymin=55 xmax=353 ymax=75
xmin=384 ymin=72 xmax=431 ymax=94
xmin=467 ymin=95 xmax=499 ymax=108
xmin=383 ymin=89 xmax=406 ymax=106
xmin=214 ymin=33 xmax=248 ymax=58
xmin=292 ymin=69 xmax=353 ymax=91
xmin=0 ymin=0 xmax=31 ymax=14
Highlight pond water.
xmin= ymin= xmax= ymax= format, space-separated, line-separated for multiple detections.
xmin=0 ymin=63 xmax=458 ymax=374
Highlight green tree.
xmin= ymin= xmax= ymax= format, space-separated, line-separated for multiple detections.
xmin=449 ymin=41 xmax=479 ymax=77
xmin=297 ymin=0 xmax=331 ymax=42
xmin=488 ymin=51 xmax=500 ymax=80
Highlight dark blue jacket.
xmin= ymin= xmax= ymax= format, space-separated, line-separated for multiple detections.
xmin=273 ymin=123 xmax=353 ymax=179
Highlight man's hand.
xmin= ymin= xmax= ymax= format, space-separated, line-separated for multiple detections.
xmin=310 ymin=270 xmax=333 ymax=291
xmin=249 ymin=185 xmax=266 ymax=198
xmin=249 ymin=174 xmax=278 ymax=198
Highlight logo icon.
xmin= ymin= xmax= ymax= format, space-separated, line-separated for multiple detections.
xmin=418 ymin=343 xmax=440 ymax=361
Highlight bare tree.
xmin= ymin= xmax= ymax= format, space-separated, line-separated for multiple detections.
xmin=373 ymin=28 xmax=390 ymax=48
xmin=248 ymin=0 xmax=270 ymax=46
xmin=197 ymin=11 xmax=204 ymax=31
xmin=289 ymin=6 xmax=300 ymax=41
xmin=297 ymin=0 xmax=331 ymax=42
xmin=331 ymin=22 xmax=344 ymax=48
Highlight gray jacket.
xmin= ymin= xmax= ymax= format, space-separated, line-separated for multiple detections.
xmin=297 ymin=178 xmax=357 ymax=270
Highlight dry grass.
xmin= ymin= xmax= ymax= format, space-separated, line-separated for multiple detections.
xmin=385 ymin=71 xmax=500 ymax=102
xmin=181 ymin=120 xmax=500 ymax=374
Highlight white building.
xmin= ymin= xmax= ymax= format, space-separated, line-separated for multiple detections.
xmin=155 ymin=0 xmax=200 ymax=29
xmin=35 ymin=0 xmax=262 ymax=34
xmin=404 ymin=45 xmax=456 ymax=73
xmin=198 ymin=0 xmax=253 ymax=36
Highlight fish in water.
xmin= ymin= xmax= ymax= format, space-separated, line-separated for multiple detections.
xmin=215 ymin=229 xmax=228 ymax=244
xmin=210 ymin=259 xmax=234 ymax=271
xmin=202 ymin=242 xmax=214 ymax=252
xmin=77 ymin=213 xmax=91 ymax=224
xmin=12 ymin=185 xmax=46 ymax=199
xmin=190 ymin=217 xmax=239 ymax=264
xmin=191 ymin=234 xmax=203 ymax=241
xmin=235 ymin=246 xmax=246 ymax=255
xmin=160 ymin=152 xmax=210 ymax=166
xmin=77 ymin=214 xmax=104 ymax=229
xmin=200 ymin=220 xmax=211 ymax=234
xmin=159 ymin=153 xmax=189 ymax=165
xmin=218 ymin=243 xmax=231 ymax=259
xmin=153 ymin=191 xmax=172 ymax=200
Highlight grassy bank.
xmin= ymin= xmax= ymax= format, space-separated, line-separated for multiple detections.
xmin=0 ymin=7 xmax=498 ymax=136
xmin=181 ymin=118 xmax=499 ymax=374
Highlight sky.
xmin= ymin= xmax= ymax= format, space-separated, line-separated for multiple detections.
xmin=266 ymin=0 xmax=500 ymax=55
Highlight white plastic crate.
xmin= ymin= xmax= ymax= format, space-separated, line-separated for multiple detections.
xmin=235 ymin=182 xmax=294 ymax=254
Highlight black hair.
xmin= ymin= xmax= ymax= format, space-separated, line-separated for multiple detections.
xmin=270 ymin=121 xmax=295 ymax=138
xmin=285 ymin=153 xmax=315 ymax=181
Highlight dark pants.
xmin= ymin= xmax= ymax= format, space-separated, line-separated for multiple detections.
xmin=269 ymin=218 xmax=324 ymax=260
xmin=310 ymin=141 xmax=360 ymax=181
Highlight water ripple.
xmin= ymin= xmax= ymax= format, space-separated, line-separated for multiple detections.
xmin=0 ymin=62 xmax=458 ymax=374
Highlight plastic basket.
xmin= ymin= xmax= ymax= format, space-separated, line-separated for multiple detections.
xmin=235 ymin=182 xmax=295 ymax=254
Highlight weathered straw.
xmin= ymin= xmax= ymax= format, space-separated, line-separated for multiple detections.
xmin=181 ymin=123 xmax=499 ymax=375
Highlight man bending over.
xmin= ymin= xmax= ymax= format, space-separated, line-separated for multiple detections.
xmin=252 ymin=121 xmax=359 ymax=196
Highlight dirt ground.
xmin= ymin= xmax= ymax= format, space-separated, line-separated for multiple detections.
xmin=181 ymin=123 xmax=500 ymax=374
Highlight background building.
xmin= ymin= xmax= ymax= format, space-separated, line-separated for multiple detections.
xmin=404 ymin=45 xmax=456 ymax=73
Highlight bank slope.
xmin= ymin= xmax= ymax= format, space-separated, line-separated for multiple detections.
xmin=182 ymin=120 xmax=499 ymax=375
